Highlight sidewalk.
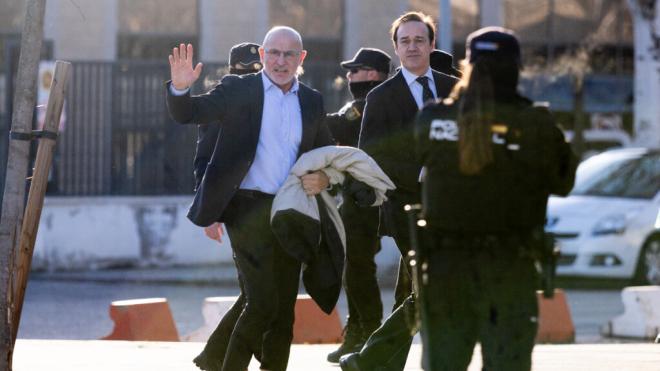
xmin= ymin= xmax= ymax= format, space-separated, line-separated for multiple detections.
xmin=13 ymin=340 xmax=660 ymax=371
xmin=30 ymin=264 xmax=245 ymax=287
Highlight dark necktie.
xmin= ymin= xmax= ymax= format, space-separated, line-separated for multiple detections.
xmin=416 ymin=76 xmax=435 ymax=104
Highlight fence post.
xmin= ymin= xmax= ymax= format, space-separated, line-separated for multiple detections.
xmin=11 ymin=61 xmax=71 ymax=343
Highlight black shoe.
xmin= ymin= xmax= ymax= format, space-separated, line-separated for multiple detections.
xmin=327 ymin=321 xmax=366 ymax=363
xmin=193 ymin=351 xmax=222 ymax=371
xmin=339 ymin=353 xmax=362 ymax=371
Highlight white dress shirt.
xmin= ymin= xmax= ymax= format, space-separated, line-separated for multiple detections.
xmin=169 ymin=73 xmax=303 ymax=195
xmin=400 ymin=66 xmax=437 ymax=109
xmin=240 ymin=73 xmax=302 ymax=194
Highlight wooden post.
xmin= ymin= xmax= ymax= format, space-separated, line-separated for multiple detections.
xmin=0 ymin=1 xmax=46 ymax=370
xmin=11 ymin=61 xmax=71 ymax=343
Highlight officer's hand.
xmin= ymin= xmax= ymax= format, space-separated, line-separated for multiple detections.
xmin=203 ymin=222 xmax=224 ymax=244
xmin=169 ymin=43 xmax=203 ymax=90
xmin=300 ymin=171 xmax=330 ymax=196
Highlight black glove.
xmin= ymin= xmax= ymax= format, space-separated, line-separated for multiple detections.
xmin=343 ymin=176 xmax=376 ymax=207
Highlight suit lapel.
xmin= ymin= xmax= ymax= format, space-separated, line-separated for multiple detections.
xmin=250 ymin=72 xmax=265 ymax=146
xmin=297 ymin=83 xmax=315 ymax=157
xmin=393 ymin=70 xmax=419 ymax=117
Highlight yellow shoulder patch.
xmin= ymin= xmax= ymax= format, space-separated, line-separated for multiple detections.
xmin=491 ymin=124 xmax=508 ymax=134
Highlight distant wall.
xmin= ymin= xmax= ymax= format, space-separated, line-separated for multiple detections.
xmin=33 ymin=196 xmax=401 ymax=277
xmin=33 ymin=196 xmax=232 ymax=271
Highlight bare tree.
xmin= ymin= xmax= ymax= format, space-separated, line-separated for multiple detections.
xmin=0 ymin=0 xmax=45 ymax=369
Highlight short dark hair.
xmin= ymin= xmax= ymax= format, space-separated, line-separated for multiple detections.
xmin=390 ymin=11 xmax=436 ymax=46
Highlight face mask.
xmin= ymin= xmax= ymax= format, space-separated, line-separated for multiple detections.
xmin=348 ymin=80 xmax=382 ymax=100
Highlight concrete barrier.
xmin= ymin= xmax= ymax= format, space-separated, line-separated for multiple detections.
xmin=185 ymin=294 xmax=343 ymax=344
xmin=182 ymin=296 xmax=239 ymax=342
xmin=602 ymin=285 xmax=660 ymax=339
xmin=292 ymin=294 xmax=343 ymax=344
xmin=536 ymin=289 xmax=575 ymax=343
xmin=102 ymin=298 xmax=179 ymax=341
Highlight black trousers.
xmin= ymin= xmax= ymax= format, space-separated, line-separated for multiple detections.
xmin=200 ymin=253 xmax=248 ymax=366
xmin=420 ymin=233 xmax=538 ymax=371
xmin=220 ymin=192 xmax=301 ymax=371
xmin=355 ymin=194 xmax=416 ymax=371
xmin=341 ymin=199 xmax=383 ymax=327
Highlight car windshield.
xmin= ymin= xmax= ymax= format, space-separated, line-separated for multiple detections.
xmin=571 ymin=151 xmax=660 ymax=199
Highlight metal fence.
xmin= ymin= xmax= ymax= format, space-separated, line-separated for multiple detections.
xmin=0 ymin=60 xmax=348 ymax=197
xmin=2 ymin=58 xmax=633 ymax=197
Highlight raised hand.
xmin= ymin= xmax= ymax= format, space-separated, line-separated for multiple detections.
xmin=168 ymin=43 xmax=203 ymax=90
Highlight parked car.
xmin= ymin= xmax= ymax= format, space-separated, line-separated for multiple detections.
xmin=546 ymin=148 xmax=660 ymax=284
xmin=563 ymin=129 xmax=632 ymax=159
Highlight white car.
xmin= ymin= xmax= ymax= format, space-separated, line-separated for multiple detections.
xmin=546 ymin=148 xmax=660 ymax=284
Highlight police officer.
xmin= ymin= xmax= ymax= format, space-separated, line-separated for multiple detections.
xmin=325 ymin=47 xmax=392 ymax=363
xmin=326 ymin=48 xmax=391 ymax=146
xmin=192 ymin=42 xmax=262 ymax=371
xmin=430 ymin=49 xmax=461 ymax=78
xmin=414 ymin=27 xmax=576 ymax=371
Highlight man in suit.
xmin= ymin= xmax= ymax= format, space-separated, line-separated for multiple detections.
xmin=166 ymin=26 xmax=333 ymax=371
xmin=340 ymin=11 xmax=458 ymax=371
xmin=193 ymin=42 xmax=263 ymax=193
xmin=190 ymin=42 xmax=262 ymax=371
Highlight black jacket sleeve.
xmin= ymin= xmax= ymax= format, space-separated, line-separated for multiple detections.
xmin=166 ymin=75 xmax=242 ymax=125
xmin=534 ymin=107 xmax=578 ymax=197
xmin=193 ymin=122 xmax=220 ymax=190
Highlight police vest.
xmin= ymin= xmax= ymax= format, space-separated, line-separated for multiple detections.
xmin=416 ymin=97 xmax=560 ymax=234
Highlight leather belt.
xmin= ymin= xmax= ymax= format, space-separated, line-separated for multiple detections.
xmin=235 ymin=189 xmax=275 ymax=200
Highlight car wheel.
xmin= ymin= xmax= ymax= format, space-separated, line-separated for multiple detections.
xmin=633 ymin=235 xmax=660 ymax=285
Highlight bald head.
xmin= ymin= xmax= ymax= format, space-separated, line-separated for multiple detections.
xmin=263 ymin=26 xmax=303 ymax=50
xmin=259 ymin=26 xmax=307 ymax=92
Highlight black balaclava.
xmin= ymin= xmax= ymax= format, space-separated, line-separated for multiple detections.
xmin=348 ymin=80 xmax=382 ymax=100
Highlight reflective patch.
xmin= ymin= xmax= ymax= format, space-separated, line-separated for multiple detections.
xmin=475 ymin=41 xmax=499 ymax=51
xmin=345 ymin=106 xmax=361 ymax=121
xmin=492 ymin=133 xmax=505 ymax=145
xmin=429 ymin=119 xmax=458 ymax=141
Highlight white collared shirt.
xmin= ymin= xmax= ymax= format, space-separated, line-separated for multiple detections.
xmin=239 ymin=73 xmax=303 ymax=194
xmin=400 ymin=67 xmax=437 ymax=109
xmin=169 ymin=73 xmax=303 ymax=195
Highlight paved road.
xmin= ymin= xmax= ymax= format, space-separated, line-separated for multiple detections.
xmin=20 ymin=272 xmax=627 ymax=343
xmin=13 ymin=340 xmax=660 ymax=371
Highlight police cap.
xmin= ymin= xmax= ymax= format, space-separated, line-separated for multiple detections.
xmin=430 ymin=49 xmax=461 ymax=78
xmin=466 ymin=27 xmax=521 ymax=65
xmin=228 ymin=42 xmax=262 ymax=74
xmin=341 ymin=48 xmax=391 ymax=74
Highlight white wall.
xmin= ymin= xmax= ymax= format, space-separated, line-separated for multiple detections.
xmin=33 ymin=196 xmax=232 ymax=271
xmin=33 ymin=196 xmax=401 ymax=277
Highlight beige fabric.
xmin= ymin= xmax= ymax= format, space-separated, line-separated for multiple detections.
xmin=271 ymin=145 xmax=396 ymax=250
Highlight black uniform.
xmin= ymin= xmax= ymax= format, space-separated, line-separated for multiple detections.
xmin=325 ymin=89 xmax=383 ymax=357
xmin=326 ymin=99 xmax=366 ymax=147
xmin=413 ymin=94 xmax=576 ymax=371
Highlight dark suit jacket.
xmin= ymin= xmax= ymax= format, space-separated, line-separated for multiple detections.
xmin=192 ymin=123 xmax=219 ymax=191
xmin=358 ymin=69 xmax=458 ymax=195
xmin=167 ymin=71 xmax=333 ymax=226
